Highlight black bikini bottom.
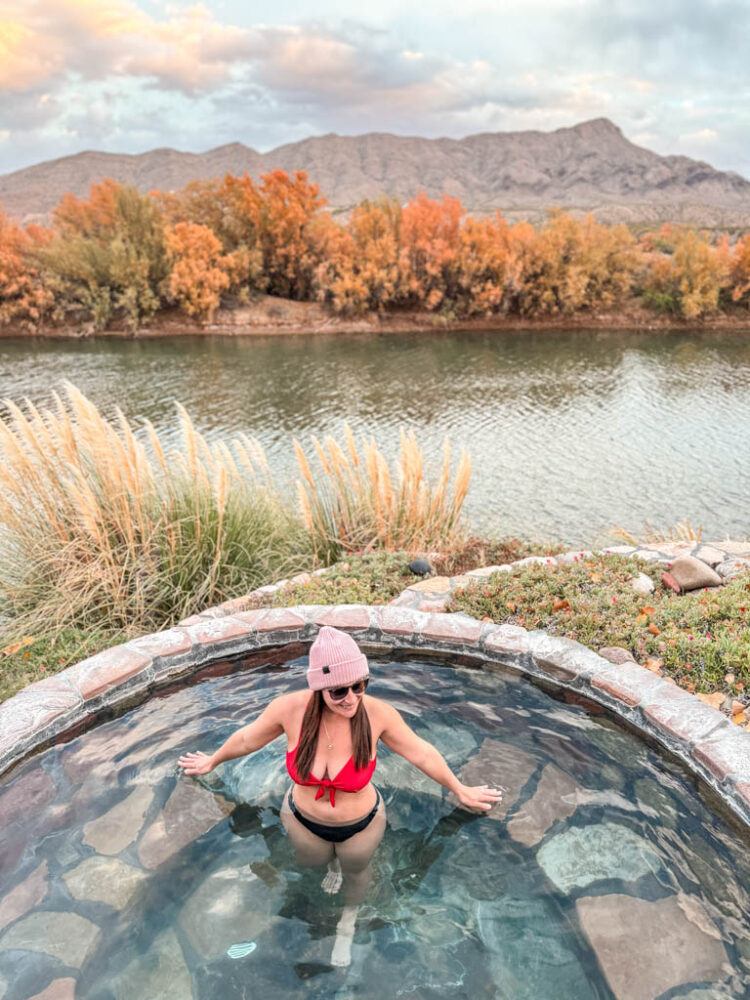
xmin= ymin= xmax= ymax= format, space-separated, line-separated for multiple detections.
xmin=290 ymin=789 xmax=381 ymax=843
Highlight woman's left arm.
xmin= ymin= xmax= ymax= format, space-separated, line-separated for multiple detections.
xmin=379 ymin=702 xmax=503 ymax=812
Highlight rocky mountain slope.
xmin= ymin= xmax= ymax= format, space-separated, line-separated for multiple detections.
xmin=2 ymin=118 xmax=749 ymax=226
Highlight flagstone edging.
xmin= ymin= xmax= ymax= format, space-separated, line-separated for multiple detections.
xmin=1 ymin=601 xmax=749 ymax=830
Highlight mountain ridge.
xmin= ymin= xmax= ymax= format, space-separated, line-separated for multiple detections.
xmin=2 ymin=118 xmax=749 ymax=227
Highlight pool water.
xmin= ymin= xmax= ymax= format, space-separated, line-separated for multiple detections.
xmin=0 ymin=656 xmax=748 ymax=999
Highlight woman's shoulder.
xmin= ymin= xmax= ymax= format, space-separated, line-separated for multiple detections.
xmin=363 ymin=694 xmax=398 ymax=726
xmin=266 ymin=688 xmax=309 ymax=718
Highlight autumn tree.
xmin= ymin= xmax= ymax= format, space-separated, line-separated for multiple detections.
xmin=506 ymin=210 xmax=638 ymax=316
xmin=37 ymin=181 xmax=168 ymax=330
xmin=398 ymin=192 xmax=463 ymax=310
xmin=254 ymin=170 xmax=327 ymax=299
xmin=0 ymin=211 xmax=53 ymax=330
xmin=315 ymin=198 xmax=401 ymax=314
xmin=640 ymin=227 xmax=729 ymax=318
xmin=165 ymin=176 xmax=266 ymax=297
xmin=452 ymin=213 xmax=510 ymax=315
xmin=729 ymin=233 xmax=750 ymax=307
xmin=164 ymin=222 xmax=237 ymax=319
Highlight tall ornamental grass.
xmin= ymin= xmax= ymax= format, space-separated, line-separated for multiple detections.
xmin=0 ymin=387 xmax=473 ymax=645
xmin=294 ymin=426 xmax=471 ymax=558
xmin=0 ymin=384 xmax=311 ymax=636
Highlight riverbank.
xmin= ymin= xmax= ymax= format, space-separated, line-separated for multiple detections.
xmin=3 ymin=294 xmax=750 ymax=338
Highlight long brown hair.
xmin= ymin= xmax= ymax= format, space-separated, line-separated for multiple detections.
xmin=294 ymin=690 xmax=372 ymax=779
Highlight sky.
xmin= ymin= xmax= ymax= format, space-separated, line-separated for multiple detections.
xmin=1 ymin=0 xmax=747 ymax=178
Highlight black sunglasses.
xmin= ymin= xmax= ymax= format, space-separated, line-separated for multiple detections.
xmin=326 ymin=678 xmax=369 ymax=702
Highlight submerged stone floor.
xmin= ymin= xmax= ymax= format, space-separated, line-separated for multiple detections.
xmin=0 ymin=725 xmax=744 ymax=998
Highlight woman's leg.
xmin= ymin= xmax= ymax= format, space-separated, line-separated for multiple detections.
xmin=329 ymin=795 xmax=387 ymax=967
xmin=280 ymin=789 xmax=335 ymax=868
xmin=333 ymin=795 xmax=387 ymax=904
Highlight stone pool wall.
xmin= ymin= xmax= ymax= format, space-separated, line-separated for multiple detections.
xmin=1 ymin=542 xmax=749 ymax=830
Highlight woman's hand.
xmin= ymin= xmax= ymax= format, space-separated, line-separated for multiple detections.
xmin=178 ymin=751 xmax=216 ymax=776
xmin=455 ymin=783 xmax=503 ymax=812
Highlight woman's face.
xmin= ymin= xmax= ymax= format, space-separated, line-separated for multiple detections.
xmin=321 ymin=682 xmax=366 ymax=718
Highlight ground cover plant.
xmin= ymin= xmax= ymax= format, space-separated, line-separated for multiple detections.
xmin=450 ymin=553 xmax=750 ymax=701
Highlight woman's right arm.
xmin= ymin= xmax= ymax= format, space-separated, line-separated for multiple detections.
xmin=177 ymin=696 xmax=288 ymax=775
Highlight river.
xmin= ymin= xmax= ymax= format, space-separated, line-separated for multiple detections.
xmin=2 ymin=328 xmax=749 ymax=545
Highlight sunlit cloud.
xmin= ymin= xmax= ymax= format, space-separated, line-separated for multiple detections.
xmin=0 ymin=0 xmax=749 ymax=179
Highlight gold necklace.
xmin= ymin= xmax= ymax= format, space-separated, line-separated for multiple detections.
xmin=322 ymin=715 xmax=334 ymax=751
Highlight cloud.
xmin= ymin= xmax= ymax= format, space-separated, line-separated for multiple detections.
xmin=1 ymin=0 xmax=257 ymax=94
xmin=1 ymin=0 xmax=749 ymax=180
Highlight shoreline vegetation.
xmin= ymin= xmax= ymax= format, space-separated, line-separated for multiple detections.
xmin=0 ymin=388 xmax=748 ymax=711
xmin=2 ymin=171 xmax=750 ymax=339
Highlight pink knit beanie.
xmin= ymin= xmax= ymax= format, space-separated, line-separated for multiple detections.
xmin=307 ymin=626 xmax=369 ymax=691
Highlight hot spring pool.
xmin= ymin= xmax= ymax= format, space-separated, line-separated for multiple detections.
xmin=1 ymin=654 xmax=748 ymax=999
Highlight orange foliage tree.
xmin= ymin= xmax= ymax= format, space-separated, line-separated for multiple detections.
xmin=254 ymin=170 xmax=327 ymax=300
xmin=0 ymin=211 xmax=53 ymax=330
xmin=164 ymin=222 xmax=245 ymax=319
xmin=315 ymin=198 xmax=401 ymax=314
xmin=640 ymin=227 xmax=729 ymax=318
xmin=506 ymin=210 xmax=638 ymax=315
xmin=39 ymin=181 xmax=168 ymax=330
xmin=398 ymin=192 xmax=463 ymax=310
xmin=729 ymin=233 xmax=750 ymax=307
xmin=452 ymin=214 xmax=510 ymax=315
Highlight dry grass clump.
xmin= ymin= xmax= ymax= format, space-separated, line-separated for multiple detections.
xmin=294 ymin=426 xmax=471 ymax=558
xmin=613 ymin=519 xmax=703 ymax=545
xmin=0 ymin=383 xmax=310 ymax=637
xmin=0 ymin=387 xmax=474 ymax=660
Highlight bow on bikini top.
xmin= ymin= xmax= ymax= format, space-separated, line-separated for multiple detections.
xmin=286 ymin=730 xmax=377 ymax=807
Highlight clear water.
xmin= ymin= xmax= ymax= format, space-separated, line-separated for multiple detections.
xmin=2 ymin=328 xmax=750 ymax=544
xmin=1 ymin=656 xmax=749 ymax=998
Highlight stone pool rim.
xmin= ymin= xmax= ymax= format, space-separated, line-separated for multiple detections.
xmin=2 ymin=603 xmax=750 ymax=831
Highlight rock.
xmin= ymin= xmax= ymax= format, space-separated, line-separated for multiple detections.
xmin=506 ymin=765 xmax=580 ymax=847
xmin=454 ymin=738 xmax=537 ymax=820
xmin=537 ymin=822 xmax=659 ymax=892
xmin=634 ymin=777 xmax=679 ymax=830
xmin=0 ymin=862 xmax=48 ymax=934
xmin=576 ymin=893 xmax=727 ymax=1000
xmin=0 ymin=770 xmax=56 ymax=827
xmin=668 ymin=555 xmax=723 ymax=592
xmin=696 ymin=691 xmax=725 ymax=711
xmin=82 ymin=785 xmax=154 ymax=855
xmin=477 ymin=896 xmax=597 ymax=1000
xmin=0 ymin=911 xmax=100 ymax=968
xmin=598 ymin=646 xmax=636 ymax=665
xmin=63 ymin=857 xmax=147 ymax=909
xmin=26 ymin=981 xmax=76 ymax=1000
xmin=513 ymin=555 xmax=558 ymax=568
xmin=716 ymin=557 xmax=750 ymax=581
xmin=407 ymin=576 xmax=450 ymax=593
xmin=0 ymin=972 xmax=5 ymax=999
xmin=138 ymin=781 xmax=233 ymax=869
xmin=629 ymin=572 xmax=654 ymax=594
xmin=109 ymin=928 xmax=193 ymax=1000
xmin=693 ymin=544 xmax=727 ymax=568
xmin=179 ymin=864 xmax=283 ymax=960
xmin=556 ymin=551 xmax=593 ymax=564
xmin=465 ymin=564 xmax=512 ymax=578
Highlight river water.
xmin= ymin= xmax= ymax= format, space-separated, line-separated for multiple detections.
xmin=2 ymin=328 xmax=749 ymax=545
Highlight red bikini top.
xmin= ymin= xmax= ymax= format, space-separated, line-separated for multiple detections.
xmin=286 ymin=729 xmax=376 ymax=807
